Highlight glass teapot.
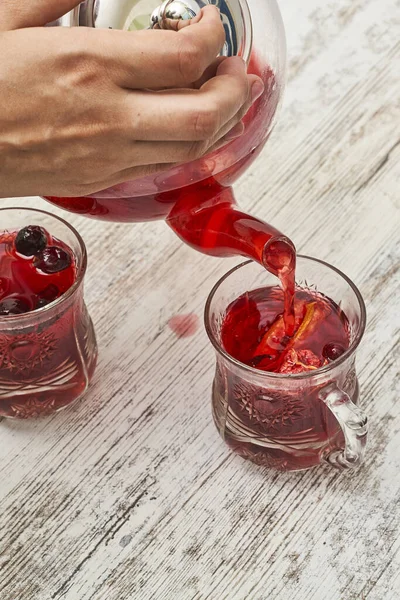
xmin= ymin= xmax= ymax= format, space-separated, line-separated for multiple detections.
xmin=45 ymin=0 xmax=289 ymax=268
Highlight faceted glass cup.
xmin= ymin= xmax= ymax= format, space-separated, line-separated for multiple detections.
xmin=205 ymin=257 xmax=368 ymax=471
xmin=0 ymin=208 xmax=97 ymax=418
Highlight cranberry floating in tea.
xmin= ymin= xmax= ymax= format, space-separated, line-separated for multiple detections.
xmin=44 ymin=0 xmax=293 ymax=278
xmin=0 ymin=225 xmax=75 ymax=315
xmin=0 ymin=209 xmax=97 ymax=419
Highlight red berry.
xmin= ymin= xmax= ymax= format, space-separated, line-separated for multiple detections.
xmin=34 ymin=246 xmax=71 ymax=274
xmin=0 ymin=297 xmax=30 ymax=316
xmin=39 ymin=284 xmax=59 ymax=301
xmin=36 ymin=284 xmax=60 ymax=309
xmin=15 ymin=225 xmax=47 ymax=256
xmin=322 ymin=343 xmax=345 ymax=362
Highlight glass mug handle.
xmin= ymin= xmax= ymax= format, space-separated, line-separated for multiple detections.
xmin=319 ymin=383 xmax=368 ymax=469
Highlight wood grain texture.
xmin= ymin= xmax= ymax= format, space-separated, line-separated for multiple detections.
xmin=1 ymin=1 xmax=399 ymax=598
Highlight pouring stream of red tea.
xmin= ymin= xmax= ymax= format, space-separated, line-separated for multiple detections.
xmin=166 ymin=179 xmax=296 ymax=337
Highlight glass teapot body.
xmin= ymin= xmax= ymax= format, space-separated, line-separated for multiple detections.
xmin=45 ymin=0 xmax=286 ymax=224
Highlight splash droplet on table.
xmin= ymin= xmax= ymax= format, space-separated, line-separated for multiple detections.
xmin=168 ymin=313 xmax=199 ymax=338
xmin=119 ymin=534 xmax=132 ymax=548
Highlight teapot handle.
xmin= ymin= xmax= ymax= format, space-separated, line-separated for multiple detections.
xmin=319 ymin=383 xmax=368 ymax=470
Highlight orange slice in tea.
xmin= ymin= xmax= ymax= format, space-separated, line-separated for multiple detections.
xmin=254 ymin=300 xmax=308 ymax=354
xmin=278 ymin=301 xmax=331 ymax=373
xmin=253 ymin=299 xmax=331 ymax=373
xmin=251 ymin=300 xmax=308 ymax=370
xmin=288 ymin=300 xmax=331 ymax=350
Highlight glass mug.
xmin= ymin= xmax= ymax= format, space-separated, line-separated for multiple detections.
xmin=205 ymin=257 xmax=368 ymax=471
xmin=0 ymin=208 xmax=97 ymax=419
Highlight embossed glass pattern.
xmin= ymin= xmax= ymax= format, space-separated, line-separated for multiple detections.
xmin=0 ymin=208 xmax=97 ymax=418
xmin=205 ymin=258 xmax=368 ymax=471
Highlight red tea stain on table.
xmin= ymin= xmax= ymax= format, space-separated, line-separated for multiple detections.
xmin=168 ymin=313 xmax=199 ymax=338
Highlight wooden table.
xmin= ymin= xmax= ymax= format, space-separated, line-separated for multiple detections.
xmin=1 ymin=1 xmax=399 ymax=598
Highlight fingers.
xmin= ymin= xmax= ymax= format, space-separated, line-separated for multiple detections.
xmin=207 ymin=71 xmax=263 ymax=145
xmin=163 ymin=6 xmax=203 ymax=31
xmin=108 ymin=66 xmax=263 ymax=169
xmin=120 ymin=57 xmax=260 ymax=142
xmin=193 ymin=56 xmax=226 ymax=89
xmin=0 ymin=0 xmax=82 ymax=30
xmin=64 ymin=66 xmax=263 ymax=196
xmin=101 ymin=6 xmax=226 ymax=89
xmin=78 ymin=163 xmax=178 ymax=197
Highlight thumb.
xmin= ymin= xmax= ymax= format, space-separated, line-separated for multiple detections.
xmin=0 ymin=0 xmax=82 ymax=31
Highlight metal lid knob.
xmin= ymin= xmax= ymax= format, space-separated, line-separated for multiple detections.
xmin=47 ymin=0 xmax=252 ymax=62
xmin=150 ymin=0 xmax=199 ymax=30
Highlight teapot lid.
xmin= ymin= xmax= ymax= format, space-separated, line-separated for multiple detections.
xmin=53 ymin=0 xmax=252 ymax=63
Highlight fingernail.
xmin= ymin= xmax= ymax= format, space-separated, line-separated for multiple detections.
xmin=251 ymin=81 xmax=264 ymax=103
xmin=225 ymin=122 xmax=245 ymax=141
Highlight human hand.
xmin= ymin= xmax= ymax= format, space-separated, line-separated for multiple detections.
xmin=0 ymin=6 xmax=263 ymax=198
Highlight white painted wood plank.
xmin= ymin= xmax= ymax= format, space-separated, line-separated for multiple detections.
xmin=0 ymin=1 xmax=399 ymax=599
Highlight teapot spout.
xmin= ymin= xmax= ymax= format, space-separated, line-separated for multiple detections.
xmin=166 ymin=183 xmax=296 ymax=275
